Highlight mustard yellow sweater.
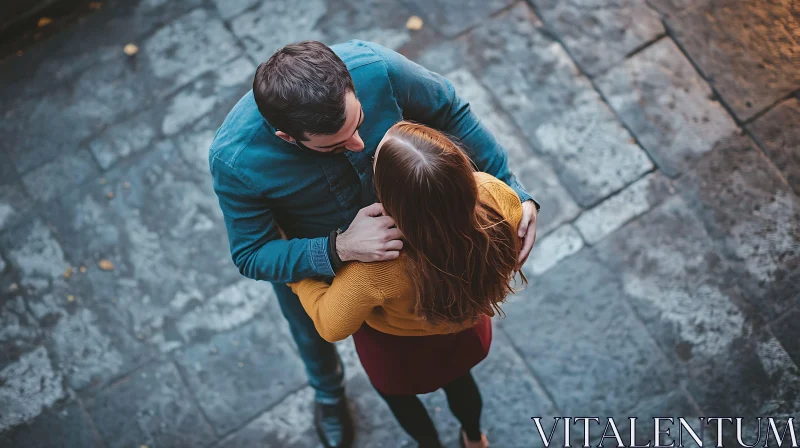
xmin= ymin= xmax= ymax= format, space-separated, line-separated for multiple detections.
xmin=288 ymin=172 xmax=523 ymax=342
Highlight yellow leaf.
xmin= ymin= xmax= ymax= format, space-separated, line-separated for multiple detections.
xmin=106 ymin=191 xmax=114 ymax=199
xmin=64 ymin=267 xmax=73 ymax=279
xmin=123 ymin=43 xmax=139 ymax=56
xmin=37 ymin=17 xmax=53 ymax=28
xmin=67 ymin=295 xmax=75 ymax=302
xmin=79 ymin=265 xmax=87 ymax=273
xmin=98 ymin=259 xmax=114 ymax=271
xmin=406 ymin=16 xmax=423 ymax=31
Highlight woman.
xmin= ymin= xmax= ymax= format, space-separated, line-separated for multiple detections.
xmin=288 ymin=121 xmax=526 ymax=448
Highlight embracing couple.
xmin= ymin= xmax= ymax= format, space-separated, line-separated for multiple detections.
xmin=209 ymin=40 xmax=540 ymax=448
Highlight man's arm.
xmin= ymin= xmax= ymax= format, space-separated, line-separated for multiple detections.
xmin=211 ymin=156 xmax=335 ymax=283
xmin=370 ymin=42 xmax=536 ymax=206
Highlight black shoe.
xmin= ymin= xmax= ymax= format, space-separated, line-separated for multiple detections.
xmin=314 ymin=399 xmax=354 ymax=448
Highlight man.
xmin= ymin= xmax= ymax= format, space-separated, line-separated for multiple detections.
xmin=209 ymin=40 xmax=539 ymax=448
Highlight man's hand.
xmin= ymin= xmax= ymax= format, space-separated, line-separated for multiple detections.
xmin=516 ymin=200 xmax=538 ymax=269
xmin=337 ymin=203 xmax=404 ymax=262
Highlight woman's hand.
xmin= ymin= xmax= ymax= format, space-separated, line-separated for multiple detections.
xmin=516 ymin=200 xmax=538 ymax=269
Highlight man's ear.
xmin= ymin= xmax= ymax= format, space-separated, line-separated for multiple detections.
xmin=275 ymin=131 xmax=295 ymax=143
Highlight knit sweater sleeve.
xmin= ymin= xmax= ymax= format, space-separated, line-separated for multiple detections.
xmin=287 ymin=262 xmax=387 ymax=342
xmin=475 ymin=173 xmax=524 ymax=229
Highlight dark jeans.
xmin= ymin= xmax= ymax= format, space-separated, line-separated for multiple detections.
xmin=272 ymin=282 xmax=345 ymax=404
xmin=377 ymin=371 xmax=483 ymax=447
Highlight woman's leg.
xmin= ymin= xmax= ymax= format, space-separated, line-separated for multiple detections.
xmin=442 ymin=371 xmax=483 ymax=442
xmin=376 ymin=390 xmax=441 ymax=447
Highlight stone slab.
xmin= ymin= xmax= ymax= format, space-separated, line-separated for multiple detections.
xmin=596 ymin=37 xmax=738 ymax=176
xmin=161 ymin=57 xmax=255 ymax=136
xmin=465 ymin=4 xmax=653 ymax=206
xmin=407 ymin=0 xmax=515 ymax=37
xmin=40 ymin=141 xmax=242 ymax=353
xmin=0 ymin=346 xmax=66 ymax=432
xmin=0 ymin=219 xmax=68 ymax=294
xmin=528 ymin=0 xmax=664 ymax=76
xmin=0 ymin=0 xmax=205 ymax=108
xmin=173 ymin=318 xmax=307 ymax=435
xmin=87 ymin=56 xmax=253 ymax=172
xmin=139 ymin=8 xmax=241 ymax=98
xmin=0 ymin=150 xmax=33 ymax=234
xmin=1 ymin=401 xmax=104 ymax=448
xmin=445 ymin=68 xmax=581 ymax=235
xmin=748 ymin=97 xmax=800 ymax=195
xmin=678 ymin=135 xmax=800 ymax=321
xmin=646 ymin=0 xmax=700 ymax=16
xmin=175 ymin=279 xmax=283 ymax=345
xmin=217 ymin=372 xmax=408 ymax=448
xmin=232 ymin=0 xmax=421 ymax=64
xmin=21 ymin=150 xmax=99 ymax=203
xmin=522 ymin=224 xmax=584 ymax=276
xmin=83 ymin=360 xmax=215 ymax=448
xmin=667 ymin=0 xmax=800 ymax=121
xmin=502 ymin=250 xmax=693 ymax=423
xmin=575 ymin=172 xmax=674 ymax=244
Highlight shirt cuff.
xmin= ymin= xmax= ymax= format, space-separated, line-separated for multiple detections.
xmin=308 ymin=237 xmax=336 ymax=277
xmin=506 ymin=176 xmax=539 ymax=210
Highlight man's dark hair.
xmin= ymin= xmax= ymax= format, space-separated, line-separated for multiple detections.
xmin=253 ymin=41 xmax=355 ymax=140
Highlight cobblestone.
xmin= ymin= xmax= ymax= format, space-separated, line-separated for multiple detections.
xmin=667 ymin=0 xmax=800 ymax=121
xmin=748 ymin=97 xmax=800 ymax=195
xmin=596 ymin=37 xmax=738 ymax=176
xmin=465 ymin=4 xmax=653 ymax=206
xmin=529 ymin=0 xmax=664 ymax=76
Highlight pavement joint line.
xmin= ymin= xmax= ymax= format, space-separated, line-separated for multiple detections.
xmin=660 ymin=17 xmax=749 ymax=128
xmin=740 ymin=126 xmax=795 ymax=191
xmin=496 ymin=324 xmax=565 ymax=416
xmin=76 ymin=396 xmax=110 ymax=448
xmin=521 ymin=0 xmax=664 ymax=176
xmin=211 ymin=382 xmax=313 ymax=445
xmin=741 ymin=88 xmax=800 ymax=127
xmin=169 ymin=356 xmax=221 ymax=439
xmin=571 ymin=167 xmax=676 ymax=248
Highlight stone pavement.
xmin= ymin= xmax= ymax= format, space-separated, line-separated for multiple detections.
xmin=0 ymin=0 xmax=798 ymax=446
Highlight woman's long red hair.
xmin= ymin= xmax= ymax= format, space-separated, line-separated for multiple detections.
xmin=374 ymin=121 xmax=526 ymax=325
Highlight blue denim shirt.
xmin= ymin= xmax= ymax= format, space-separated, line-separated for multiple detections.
xmin=209 ymin=40 xmax=534 ymax=283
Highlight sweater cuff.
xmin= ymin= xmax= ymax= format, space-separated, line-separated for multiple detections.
xmin=308 ymin=237 xmax=335 ymax=277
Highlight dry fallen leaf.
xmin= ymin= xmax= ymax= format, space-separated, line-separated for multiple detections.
xmin=38 ymin=17 xmax=53 ymax=28
xmin=406 ymin=15 xmax=423 ymax=31
xmin=106 ymin=191 xmax=115 ymax=199
xmin=64 ymin=266 xmax=73 ymax=279
xmin=89 ymin=2 xmax=102 ymax=9
xmin=80 ymin=265 xmax=87 ymax=273
xmin=123 ymin=43 xmax=139 ymax=56
xmin=16 ymin=50 xmax=23 ymax=57
xmin=140 ymin=445 xmax=149 ymax=448
xmin=210 ymin=347 xmax=218 ymax=354
xmin=67 ymin=295 xmax=75 ymax=302
xmin=98 ymin=259 xmax=114 ymax=271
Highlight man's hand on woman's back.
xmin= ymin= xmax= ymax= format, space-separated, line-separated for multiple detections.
xmin=337 ymin=203 xmax=404 ymax=263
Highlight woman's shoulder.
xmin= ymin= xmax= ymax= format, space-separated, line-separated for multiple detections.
xmin=473 ymin=172 xmax=523 ymax=226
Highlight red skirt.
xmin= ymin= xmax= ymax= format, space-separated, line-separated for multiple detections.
xmin=352 ymin=315 xmax=492 ymax=395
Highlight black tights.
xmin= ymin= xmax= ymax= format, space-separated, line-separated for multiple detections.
xmin=377 ymin=371 xmax=483 ymax=447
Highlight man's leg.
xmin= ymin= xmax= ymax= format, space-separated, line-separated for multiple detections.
xmin=271 ymin=282 xmax=352 ymax=448
xmin=271 ymin=282 xmax=345 ymax=402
